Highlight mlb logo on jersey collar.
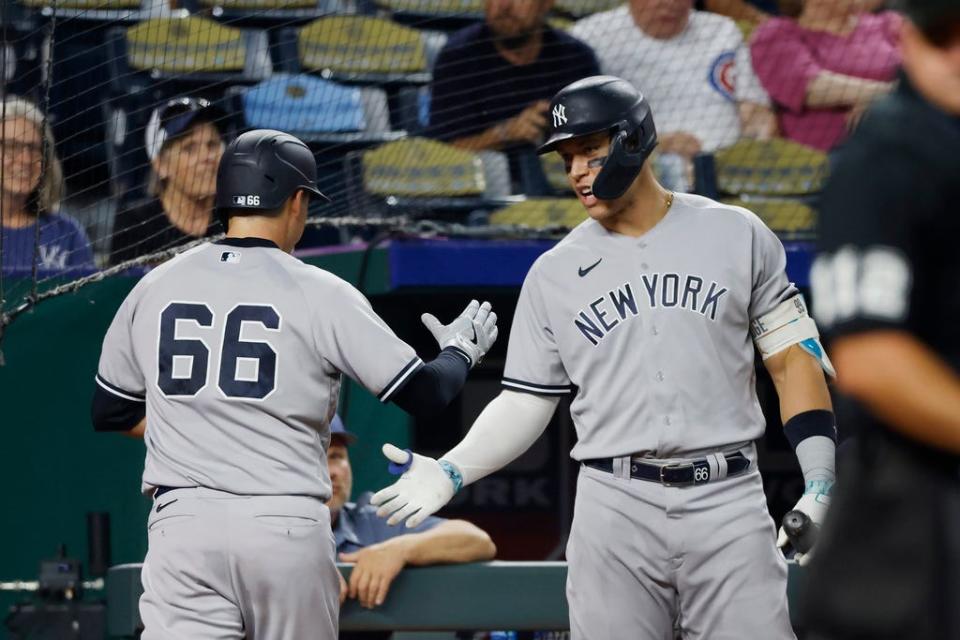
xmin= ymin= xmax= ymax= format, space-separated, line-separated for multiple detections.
xmin=220 ymin=251 xmax=241 ymax=264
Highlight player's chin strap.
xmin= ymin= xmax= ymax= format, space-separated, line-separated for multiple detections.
xmin=751 ymin=295 xmax=836 ymax=378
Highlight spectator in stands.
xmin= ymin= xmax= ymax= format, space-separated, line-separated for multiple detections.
xmin=571 ymin=0 xmax=776 ymax=191
xmin=109 ymin=97 xmax=226 ymax=265
xmin=0 ymin=96 xmax=94 ymax=275
xmin=428 ymin=0 xmax=599 ymax=153
xmin=327 ymin=415 xmax=496 ymax=613
xmin=750 ymin=0 xmax=901 ymax=151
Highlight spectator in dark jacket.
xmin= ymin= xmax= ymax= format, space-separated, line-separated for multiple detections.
xmin=109 ymin=97 xmax=227 ymax=265
xmin=428 ymin=0 xmax=599 ymax=153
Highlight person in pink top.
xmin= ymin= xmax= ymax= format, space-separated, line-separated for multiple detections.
xmin=750 ymin=0 xmax=901 ymax=151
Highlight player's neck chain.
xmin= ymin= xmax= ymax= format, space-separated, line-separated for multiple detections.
xmin=664 ymin=191 xmax=675 ymax=214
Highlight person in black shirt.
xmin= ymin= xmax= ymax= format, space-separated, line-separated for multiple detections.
xmin=427 ymin=0 xmax=599 ymax=153
xmin=802 ymin=1 xmax=960 ymax=638
xmin=110 ymin=97 xmax=227 ymax=265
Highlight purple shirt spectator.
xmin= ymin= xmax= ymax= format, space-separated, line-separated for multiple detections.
xmin=751 ymin=12 xmax=902 ymax=150
xmin=2 ymin=213 xmax=95 ymax=275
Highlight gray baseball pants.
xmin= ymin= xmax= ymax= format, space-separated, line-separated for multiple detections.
xmin=140 ymin=487 xmax=340 ymax=639
xmin=566 ymin=455 xmax=795 ymax=640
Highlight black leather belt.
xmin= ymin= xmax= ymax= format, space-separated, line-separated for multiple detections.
xmin=583 ymin=452 xmax=750 ymax=487
xmin=154 ymin=486 xmax=188 ymax=499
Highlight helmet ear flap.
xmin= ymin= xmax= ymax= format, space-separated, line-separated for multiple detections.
xmin=593 ymin=128 xmax=651 ymax=200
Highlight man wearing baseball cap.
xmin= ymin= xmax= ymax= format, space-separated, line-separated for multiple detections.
xmin=109 ymin=96 xmax=228 ymax=265
xmin=326 ymin=415 xmax=496 ymax=616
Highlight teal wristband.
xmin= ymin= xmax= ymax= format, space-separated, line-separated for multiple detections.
xmin=438 ymin=460 xmax=463 ymax=493
xmin=805 ymin=479 xmax=834 ymax=496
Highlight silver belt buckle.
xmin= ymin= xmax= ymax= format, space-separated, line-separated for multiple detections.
xmin=659 ymin=462 xmax=694 ymax=487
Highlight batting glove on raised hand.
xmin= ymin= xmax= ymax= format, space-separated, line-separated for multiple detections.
xmin=421 ymin=300 xmax=498 ymax=368
xmin=777 ymin=489 xmax=830 ymax=566
xmin=370 ymin=444 xmax=459 ymax=528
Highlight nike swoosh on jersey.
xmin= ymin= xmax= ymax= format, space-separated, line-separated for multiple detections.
xmin=156 ymin=499 xmax=178 ymax=513
xmin=578 ymin=258 xmax=603 ymax=277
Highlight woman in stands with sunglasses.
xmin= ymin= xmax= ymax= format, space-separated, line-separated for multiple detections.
xmin=0 ymin=96 xmax=94 ymax=275
xmin=109 ymin=97 xmax=227 ymax=266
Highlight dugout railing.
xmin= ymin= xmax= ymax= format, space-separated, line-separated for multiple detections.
xmin=106 ymin=560 xmax=808 ymax=637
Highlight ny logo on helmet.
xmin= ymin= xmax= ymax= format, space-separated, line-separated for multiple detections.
xmin=552 ymin=104 xmax=567 ymax=128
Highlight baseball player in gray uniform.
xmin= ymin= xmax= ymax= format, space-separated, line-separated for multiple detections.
xmin=89 ymin=129 xmax=498 ymax=640
xmin=369 ymin=76 xmax=838 ymax=639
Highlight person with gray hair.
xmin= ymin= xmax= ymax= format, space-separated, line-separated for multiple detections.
xmin=0 ymin=96 xmax=94 ymax=275
xmin=109 ymin=96 xmax=226 ymax=266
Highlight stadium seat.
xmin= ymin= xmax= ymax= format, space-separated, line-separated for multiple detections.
xmin=707 ymin=138 xmax=829 ymax=196
xmin=107 ymin=13 xmax=272 ymax=97
xmin=20 ymin=0 xmax=142 ymax=22
xmin=284 ymin=15 xmax=429 ymax=78
xmin=374 ymin=0 xmax=484 ymax=32
xmin=489 ymin=197 xmax=586 ymax=230
xmin=237 ymin=73 xmax=399 ymax=144
xmin=229 ymin=73 xmax=403 ymax=213
xmin=274 ymin=15 xmax=444 ymax=132
xmin=183 ymin=0 xmax=349 ymax=29
xmin=343 ymin=136 xmax=519 ymax=219
xmin=694 ymin=138 xmax=828 ymax=241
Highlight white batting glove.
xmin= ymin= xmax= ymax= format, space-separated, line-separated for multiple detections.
xmin=421 ymin=300 xmax=498 ymax=368
xmin=777 ymin=491 xmax=830 ymax=566
xmin=370 ymin=444 xmax=459 ymax=528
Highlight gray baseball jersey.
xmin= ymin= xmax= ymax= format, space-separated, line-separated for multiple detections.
xmin=503 ymin=193 xmax=798 ymax=639
xmin=96 ymin=238 xmax=421 ymax=499
xmin=503 ymin=192 xmax=796 ymax=460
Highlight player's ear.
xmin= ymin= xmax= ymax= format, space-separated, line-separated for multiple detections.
xmin=152 ymin=154 xmax=167 ymax=181
xmin=291 ymin=189 xmax=309 ymax=217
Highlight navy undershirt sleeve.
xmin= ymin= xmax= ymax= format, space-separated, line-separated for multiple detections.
xmin=391 ymin=347 xmax=470 ymax=418
xmin=91 ymin=384 xmax=145 ymax=432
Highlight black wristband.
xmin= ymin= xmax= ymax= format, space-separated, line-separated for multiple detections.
xmin=783 ymin=409 xmax=837 ymax=450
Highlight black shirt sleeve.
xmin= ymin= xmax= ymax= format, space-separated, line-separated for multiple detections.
xmin=91 ymin=378 xmax=146 ymax=432
xmin=391 ymin=347 xmax=470 ymax=418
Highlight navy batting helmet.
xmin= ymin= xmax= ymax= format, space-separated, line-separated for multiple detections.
xmin=538 ymin=75 xmax=657 ymax=201
xmin=215 ymin=129 xmax=328 ymax=225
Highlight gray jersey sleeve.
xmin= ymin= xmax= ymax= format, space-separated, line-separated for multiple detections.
xmin=748 ymin=214 xmax=798 ymax=320
xmin=95 ymin=291 xmax=146 ymax=400
xmin=503 ymin=261 xmax=573 ymax=396
xmin=316 ymin=280 xmax=422 ymax=402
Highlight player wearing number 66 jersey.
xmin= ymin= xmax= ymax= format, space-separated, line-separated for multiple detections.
xmin=90 ymin=129 xmax=498 ymax=640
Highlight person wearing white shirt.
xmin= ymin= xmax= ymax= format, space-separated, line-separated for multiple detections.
xmin=571 ymin=0 xmax=776 ymax=190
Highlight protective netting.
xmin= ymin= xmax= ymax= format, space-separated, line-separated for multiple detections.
xmin=0 ymin=0 xmax=902 ymax=338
